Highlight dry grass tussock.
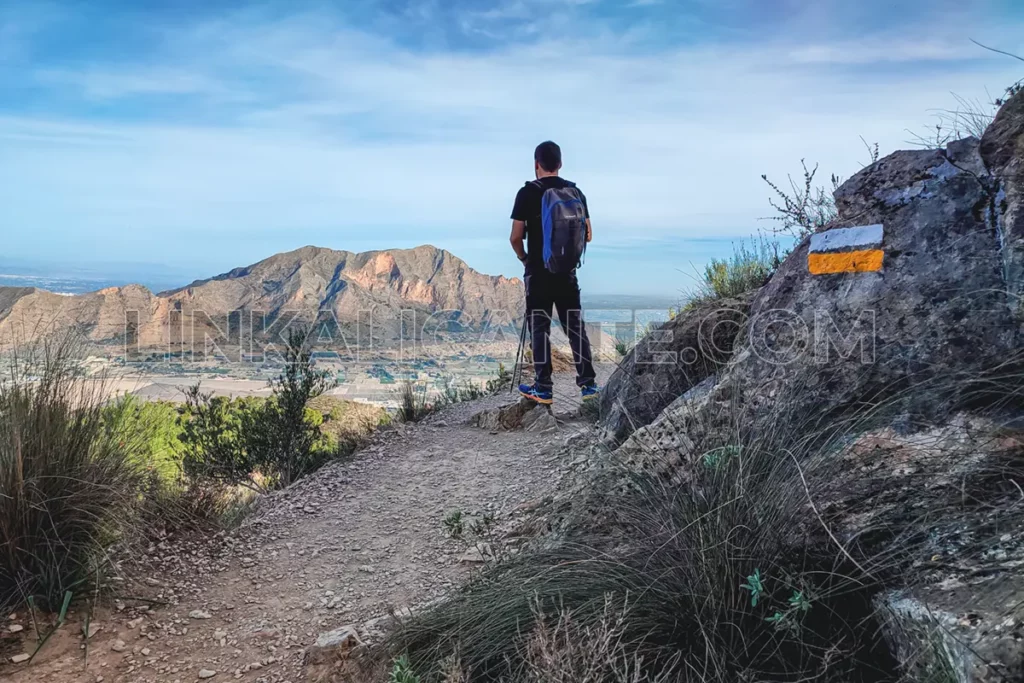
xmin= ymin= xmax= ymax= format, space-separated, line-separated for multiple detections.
xmin=0 ymin=339 xmax=147 ymax=613
xmin=397 ymin=377 xmax=487 ymax=423
xmin=382 ymin=357 xmax=1024 ymax=682
xmin=520 ymin=597 xmax=682 ymax=683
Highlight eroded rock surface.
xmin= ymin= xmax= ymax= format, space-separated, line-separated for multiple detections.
xmin=599 ymin=295 xmax=751 ymax=440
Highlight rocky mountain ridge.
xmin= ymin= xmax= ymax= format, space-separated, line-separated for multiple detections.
xmin=0 ymin=245 xmax=523 ymax=348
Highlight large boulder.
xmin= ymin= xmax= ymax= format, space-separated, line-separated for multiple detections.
xmin=618 ymin=89 xmax=1024 ymax=467
xmin=604 ymin=90 xmax=1024 ymax=452
xmin=599 ymin=295 xmax=751 ymax=440
xmin=732 ymin=135 xmax=1014 ymax=425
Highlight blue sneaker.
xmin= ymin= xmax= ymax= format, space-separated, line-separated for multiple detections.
xmin=519 ymin=383 xmax=553 ymax=405
xmin=581 ymin=383 xmax=600 ymax=401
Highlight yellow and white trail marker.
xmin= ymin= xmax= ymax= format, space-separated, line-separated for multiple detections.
xmin=808 ymin=224 xmax=884 ymax=275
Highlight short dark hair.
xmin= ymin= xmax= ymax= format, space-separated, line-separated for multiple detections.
xmin=534 ymin=141 xmax=562 ymax=173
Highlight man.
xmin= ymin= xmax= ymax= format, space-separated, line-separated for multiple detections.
xmin=510 ymin=140 xmax=598 ymax=405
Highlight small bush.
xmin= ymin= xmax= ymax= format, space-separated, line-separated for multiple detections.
xmin=103 ymin=396 xmax=186 ymax=487
xmin=761 ymin=142 xmax=878 ymax=239
xmin=523 ymin=597 xmax=681 ymax=683
xmin=310 ymin=395 xmax=387 ymax=438
xmin=390 ymin=654 xmax=422 ymax=683
xmin=486 ymin=363 xmax=513 ymax=394
xmin=442 ymin=510 xmax=465 ymax=539
xmin=398 ymin=381 xmax=432 ymax=423
xmin=182 ymin=328 xmax=337 ymax=491
xmin=762 ymin=160 xmax=839 ymax=239
xmin=398 ymin=377 xmax=486 ymax=423
xmin=441 ymin=378 xmax=484 ymax=405
xmin=468 ymin=512 xmax=496 ymax=539
xmin=685 ymin=238 xmax=782 ymax=308
xmin=578 ymin=395 xmax=601 ymax=423
xmin=0 ymin=343 xmax=147 ymax=612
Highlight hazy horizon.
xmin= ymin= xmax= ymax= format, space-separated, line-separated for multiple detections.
xmin=0 ymin=246 xmax=687 ymax=304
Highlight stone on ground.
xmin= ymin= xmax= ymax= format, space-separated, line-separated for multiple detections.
xmin=304 ymin=625 xmax=363 ymax=665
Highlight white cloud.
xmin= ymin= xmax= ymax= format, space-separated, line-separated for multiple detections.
xmin=37 ymin=67 xmax=230 ymax=100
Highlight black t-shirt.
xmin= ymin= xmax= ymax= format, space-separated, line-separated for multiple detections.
xmin=510 ymin=176 xmax=589 ymax=270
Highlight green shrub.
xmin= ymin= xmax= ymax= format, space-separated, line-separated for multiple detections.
xmin=398 ymin=380 xmax=431 ymax=423
xmin=0 ymin=344 xmax=147 ymax=612
xmin=442 ymin=510 xmax=465 ymax=539
xmin=182 ymin=328 xmax=336 ymax=491
xmin=390 ymin=654 xmax=422 ymax=683
xmin=486 ymin=363 xmax=513 ymax=394
xmin=266 ymin=330 xmax=338 ymax=483
xmin=180 ymin=391 xmax=263 ymax=488
xmin=103 ymin=396 xmax=186 ymax=487
xmin=101 ymin=395 xmax=243 ymax=533
xmin=686 ymin=239 xmax=782 ymax=307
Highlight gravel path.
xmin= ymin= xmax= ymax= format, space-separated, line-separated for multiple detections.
xmin=4 ymin=373 xmax=601 ymax=683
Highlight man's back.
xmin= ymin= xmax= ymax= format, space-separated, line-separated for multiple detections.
xmin=510 ymin=176 xmax=589 ymax=272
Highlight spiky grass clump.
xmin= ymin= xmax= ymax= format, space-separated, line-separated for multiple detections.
xmin=686 ymin=238 xmax=783 ymax=308
xmin=0 ymin=343 xmax=147 ymax=612
xmin=398 ymin=377 xmax=487 ymax=424
xmin=386 ymin=360 xmax=1024 ymax=682
xmin=388 ymin=441 xmax=898 ymax=682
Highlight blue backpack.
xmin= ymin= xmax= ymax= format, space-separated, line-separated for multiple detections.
xmin=532 ymin=179 xmax=587 ymax=274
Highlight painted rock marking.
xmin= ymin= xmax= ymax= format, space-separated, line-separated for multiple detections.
xmin=808 ymin=224 xmax=884 ymax=275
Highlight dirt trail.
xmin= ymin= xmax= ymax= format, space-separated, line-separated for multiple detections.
xmin=2 ymin=373 xmax=601 ymax=683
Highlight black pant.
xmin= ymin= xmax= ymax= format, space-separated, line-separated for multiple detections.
xmin=525 ymin=268 xmax=597 ymax=391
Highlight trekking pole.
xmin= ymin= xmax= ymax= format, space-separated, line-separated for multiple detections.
xmin=511 ymin=316 xmax=524 ymax=392
xmin=511 ymin=314 xmax=528 ymax=393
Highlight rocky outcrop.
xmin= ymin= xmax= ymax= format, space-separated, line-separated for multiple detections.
xmin=826 ymin=414 xmax=1024 ymax=683
xmin=735 ymin=134 xmax=1012 ymax=427
xmin=981 ymin=89 xmax=1024 ymax=311
xmin=599 ymin=295 xmax=751 ymax=440
xmin=596 ymin=89 xmax=1024 ymax=681
xmin=618 ymin=90 xmax=1024 ymax=468
xmin=468 ymin=399 xmax=563 ymax=433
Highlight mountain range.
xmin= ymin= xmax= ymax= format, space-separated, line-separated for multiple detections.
xmin=0 ymin=245 xmax=524 ymax=349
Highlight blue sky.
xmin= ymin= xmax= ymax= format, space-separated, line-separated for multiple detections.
xmin=1 ymin=0 xmax=1022 ymax=296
